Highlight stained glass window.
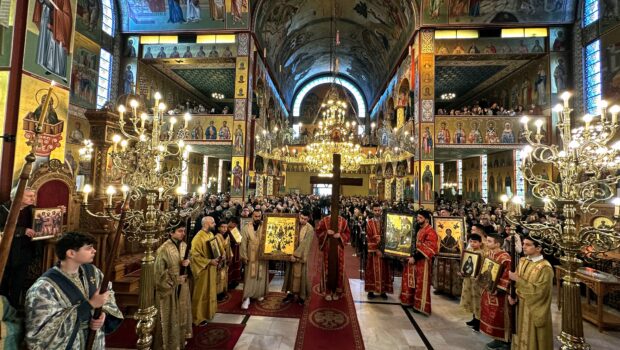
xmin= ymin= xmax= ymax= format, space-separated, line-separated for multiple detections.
xmin=515 ymin=150 xmax=525 ymax=199
xmin=439 ymin=163 xmax=444 ymax=192
xmin=481 ymin=155 xmax=488 ymax=202
xmin=457 ymin=160 xmax=463 ymax=195
xmin=584 ymin=40 xmax=601 ymax=114
xmin=96 ymin=49 xmax=112 ymax=108
xmin=102 ymin=0 xmax=114 ymax=36
xmin=584 ymin=0 xmax=599 ymax=27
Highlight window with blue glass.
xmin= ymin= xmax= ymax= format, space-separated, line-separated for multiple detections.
xmin=584 ymin=40 xmax=601 ymax=114
xmin=481 ymin=155 xmax=488 ymax=203
xmin=102 ymin=0 xmax=114 ymax=36
xmin=584 ymin=0 xmax=599 ymax=27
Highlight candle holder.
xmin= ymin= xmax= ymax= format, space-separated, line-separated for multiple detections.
xmin=504 ymin=93 xmax=620 ymax=350
xmin=79 ymin=93 xmax=205 ymax=349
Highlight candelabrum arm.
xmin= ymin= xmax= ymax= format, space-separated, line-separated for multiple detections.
xmin=82 ymin=205 xmax=123 ymax=221
xmin=579 ymin=226 xmax=620 ymax=259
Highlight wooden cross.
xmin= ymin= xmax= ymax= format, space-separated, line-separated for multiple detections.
xmin=310 ymin=153 xmax=363 ymax=230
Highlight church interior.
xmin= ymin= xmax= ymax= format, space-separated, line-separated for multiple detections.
xmin=3 ymin=0 xmax=620 ymax=349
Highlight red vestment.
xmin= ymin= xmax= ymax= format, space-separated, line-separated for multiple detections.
xmin=400 ymin=224 xmax=438 ymax=315
xmin=364 ymin=218 xmax=393 ymax=293
xmin=480 ymin=249 xmax=512 ymax=341
xmin=316 ymin=216 xmax=350 ymax=295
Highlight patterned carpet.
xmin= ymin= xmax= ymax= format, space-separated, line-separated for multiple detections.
xmin=216 ymin=289 xmax=304 ymax=318
xmin=294 ymin=239 xmax=365 ymax=349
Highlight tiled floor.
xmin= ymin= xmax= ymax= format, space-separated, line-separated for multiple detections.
xmin=111 ymin=274 xmax=620 ymax=350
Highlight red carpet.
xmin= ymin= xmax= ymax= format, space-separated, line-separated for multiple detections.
xmin=105 ymin=318 xmax=244 ymax=349
xmin=294 ymin=238 xmax=365 ymax=350
xmin=216 ymin=289 xmax=304 ymax=318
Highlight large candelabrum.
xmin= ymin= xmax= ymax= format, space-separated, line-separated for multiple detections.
xmin=80 ymin=93 xmax=205 ymax=349
xmin=503 ymin=92 xmax=620 ymax=349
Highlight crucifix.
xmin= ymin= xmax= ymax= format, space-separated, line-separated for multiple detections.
xmin=310 ymin=153 xmax=363 ymax=230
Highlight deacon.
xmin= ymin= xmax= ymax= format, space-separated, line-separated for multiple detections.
xmin=508 ymin=236 xmax=553 ymax=350
xmin=24 ymin=232 xmax=123 ymax=349
xmin=240 ymin=209 xmax=269 ymax=309
xmin=282 ymin=210 xmax=315 ymax=304
xmin=190 ymin=216 xmax=220 ymax=325
xmin=215 ymin=220 xmax=233 ymax=301
xmin=479 ymin=232 xmax=512 ymax=350
xmin=154 ymin=222 xmax=192 ymax=350
xmin=460 ymin=233 xmax=483 ymax=332
xmin=226 ymin=217 xmax=243 ymax=289
xmin=316 ymin=211 xmax=351 ymax=301
xmin=365 ymin=203 xmax=393 ymax=299
xmin=400 ymin=210 xmax=438 ymax=315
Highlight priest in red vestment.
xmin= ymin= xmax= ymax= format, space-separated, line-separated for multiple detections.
xmin=365 ymin=204 xmax=393 ymax=299
xmin=400 ymin=210 xmax=438 ymax=315
xmin=316 ymin=214 xmax=350 ymax=301
xmin=480 ymin=232 xmax=512 ymax=350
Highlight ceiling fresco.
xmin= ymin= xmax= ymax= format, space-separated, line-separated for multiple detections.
xmin=254 ymin=0 xmax=418 ymax=108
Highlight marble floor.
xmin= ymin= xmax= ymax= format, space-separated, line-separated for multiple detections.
xmin=111 ymin=274 xmax=620 ymax=350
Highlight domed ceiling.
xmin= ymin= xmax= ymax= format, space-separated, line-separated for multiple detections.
xmin=254 ymin=0 xmax=418 ymax=109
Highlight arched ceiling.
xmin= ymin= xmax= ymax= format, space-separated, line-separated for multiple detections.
xmin=254 ymin=0 xmax=418 ymax=109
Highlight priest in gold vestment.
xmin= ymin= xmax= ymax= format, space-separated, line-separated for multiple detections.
xmin=154 ymin=223 xmax=192 ymax=349
xmin=240 ymin=209 xmax=270 ymax=309
xmin=215 ymin=220 xmax=233 ymax=301
xmin=190 ymin=216 xmax=220 ymax=325
xmin=508 ymin=236 xmax=553 ymax=350
xmin=459 ymin=233 xmax=483 ymax=332
xmin=282 ymin=210 xmax=314 ymax=303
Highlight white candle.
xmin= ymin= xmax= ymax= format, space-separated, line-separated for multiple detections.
xmin=106 ymin=185 xmax=116 ymax=207
xmin=158 ymin=187 xmax=164 ymax=200
xmin=118 ymin=105 xmax=126 ymax=123
xmin=613 ymin=198 xmax=620 ymax=216
xmin=535 ymin=119 xmax=543 ymax=136
xmin=561 ymin=91 xmax=571 ymax=108
xmin=82 ymin=184 xmax=92 ymax=204
xmin=520 ymin=116 xmax=529 ymax=131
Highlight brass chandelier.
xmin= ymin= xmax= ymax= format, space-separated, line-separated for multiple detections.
xmin=503 ymin=92 xmax=620 ymax=349
xmin=80 ymin=93 xmax=205 ymax=349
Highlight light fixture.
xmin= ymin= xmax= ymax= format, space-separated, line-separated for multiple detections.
xmin=211 ymin=92 xmax=224 ymax=100
xmin=441 ymin=93 xmax=455 ymax=100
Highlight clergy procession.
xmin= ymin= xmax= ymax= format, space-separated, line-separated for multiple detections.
xmin=1 ymin=191 xmax=559 ymax=350
xmin=2 ymin=1 xmax=620 ymax=349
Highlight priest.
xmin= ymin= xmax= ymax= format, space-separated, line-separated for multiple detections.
xmin=365 ymin=203 xmax=393 ymax=299
xmin=508 ymin=236 xmax=553 ymax=350
xmin=190 ymin=216 xmax=220 ymax=325
xmin=479 ymin=232 xmax=512 ymax=350
xmin=282 ymin=210 xmax=315 ymax=304
xmin=154 ymin=222 xmax=192 ymax=349
xmin=225 ymin=217 xmax=243 ymax=289
xmin=400 ymin=210 xmax=438 ymax=315
xmin=215 ymin=220 xmax=233 ymax=301
xmin=240 ymin=209 xmax=269 ymax=309
xmin=316 ymin=212 xmax=351 ymax=301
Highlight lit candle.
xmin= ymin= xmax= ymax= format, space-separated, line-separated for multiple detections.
xmin=176 ymin=186 xmax=184 ymax=203
xmin=183 ymin=112 xmax=191 ymax=129
xmin=561 ymin=91 xmax=571 ymax=108
xmin=500 ymin=194 xmax=508 ymax=210
xmin=37 ymin=81 xmax=56 ymax=126
xmin=154 ymin=91 xmax=162 ymax=107
xmin=197 ymin=186 xmax=206 ymax=200
xmin=535 ymin=119 xmax=543 ymax=136
xmin=106 ymin=185 xmax=116 ymax=207
xmin=118 ymin=105 xmax=126 ymax=123
xmin=263 ymin=47 xmax=267 ymax=57
xmin=120 ymin=140 xmax=128 ymax=151
xmin=82 ymin=184 xmax=92 ymax=204
xmin=613 ymin=198 xmax=620 ymax=217
xmin=140 ymin=113 xmax=147 ymax=129
xmin=520 ymin=116 xmax=530 ymax=131
xmin=112 ymin=134 xmax=121 ymax=152
xmin=600 ymin=100 xmax=608 ymax=122
xmin=583 ymin=114 xmax=593 ymax=131
xmin=610 ymin=105 xmax=620 ymax=125
xmin=158 ymin=187 xmax=164 ymax=200
xmin=130 ymin=99 xmax=138 ymax=118
xmin=511 ymin=196 xmax=523 ymax=215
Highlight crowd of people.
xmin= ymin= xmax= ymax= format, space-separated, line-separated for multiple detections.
xmin=1 ymin=190 xmax=556 ymax=350
xmin=436 ymin=100 xmax=544 ymax=116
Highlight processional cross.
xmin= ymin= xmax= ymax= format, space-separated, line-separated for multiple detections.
xmin=309 ymin=154 xmax=363 ymax=230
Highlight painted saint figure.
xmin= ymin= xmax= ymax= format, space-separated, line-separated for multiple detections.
xmin=123 ymin=65 xmax=134 ymax=95
xmin=232 ymin=161 xmax=243 ymax=192
xmin=205 ymin=121 xmax=217 ymax=139
xmin=468 ymin=122 xmax=483 ymax=144
xmin=33 ymin=0 xmax=73 ymax=77
xmin=422 ymin=127 xmax=433 ymax=155
xmin=454 ymin=122 xmax=466 ymax=143
xmin=167 ymin=0 xmax=185 ymax=23
xmin=219 ymin=121 xmax=231 ymax=139
xmin=501 ymin=122 xmax=515 ymax=143
xmin=234 ymin=124 xmax=244 ymax=153
xmin=209 ymin=0 xmax=225 ymax=21
xmin=422 ymin=165 xmax=433 ymax=201
xmin=231 ymin=0 xmax=247 ymax=22
xmin=554 ymin=58 xmax=567 ymax=93
xmin=437 ymin=122 xmax=450 ymax=144
xmin=186 ymin=0 xmax=201 ymax=22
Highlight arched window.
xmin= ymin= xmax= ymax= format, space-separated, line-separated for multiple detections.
xmin=96 ymin=49 xmax=112 ymax=108
xmin=583 ymin=0 xmax=599 ymax=27
xmin=101 ymin=0 xmax=115 ymax=36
